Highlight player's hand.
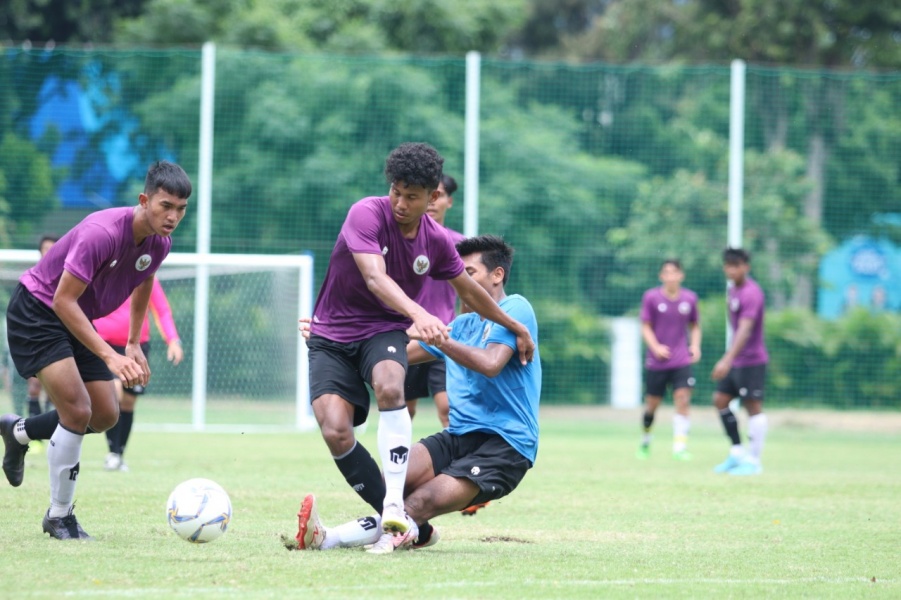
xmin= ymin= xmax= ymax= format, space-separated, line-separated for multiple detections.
xmin=109 ymin=349 xmax=148 ymax=388
xmin=167 ymin=340 xmax=184 ymax=366
xmin=514 ymin=326 xmax=535 ymax=365
xmin=689 ymin=345 xmax=702 ymax=363
xmin=298 ymin=317 xmax=312 ymax=340
xmin=711 ymin=357 xmax=731 ymax=381
xmin=411 ymin=312 xmax=449 ymax=347
xmin=652 ymin=344 xmax=672 ymax=360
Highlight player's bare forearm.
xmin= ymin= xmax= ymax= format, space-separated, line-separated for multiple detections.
xmin=128 ymin=277 xmax=154 ymax=345
xmin=440 ymin=339 xmax=513 ymax=378
xmin=723 ymin=318 xmax=754 ymax=361
xmin=406 ymin=340 xmax=436 ymax=365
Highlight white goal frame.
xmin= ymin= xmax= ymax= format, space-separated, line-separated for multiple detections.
xmin=0 ymin=249 xmax=316 ymax=432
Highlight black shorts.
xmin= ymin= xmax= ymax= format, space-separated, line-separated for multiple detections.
xmin=110 ymin=342 xmax=151 ymax=395
xmin=644 ymin=365 xmax=695 ymax=397
xmin=716 ymin=364 xmax=767 ymax=401
xmin=308 ymin=330 xmax=409 ymax=427
xmin=6 ymin=284 xmax=114 ymax=382
xmin=419 ymin=430 xmax=532 ymax=507
xmin=404 ymin=360 xmax=447 ymax=400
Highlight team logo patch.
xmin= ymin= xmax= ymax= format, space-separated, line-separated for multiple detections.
xmin=413 ymin=255 xmax=430 ymax=275
xmin=678 ymin=301 xmax=691 ymax=315
xmin=135 ymin=254 xmax=153 ymax=271
xmin=470 ymin=466 xmax=481 ymax=476
xmin=382 ymin=246 xmax=388 ymax=256
xmin=389 ymin=445 xmax=409 ymax=465
xmin=387 ymin=346 xmax=397 ymax=354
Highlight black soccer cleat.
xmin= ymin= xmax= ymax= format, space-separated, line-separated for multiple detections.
xmin=42 ymin=508 xmax=94 ymax=541
xmin=0 ymin=413 xmax=28 ymax=487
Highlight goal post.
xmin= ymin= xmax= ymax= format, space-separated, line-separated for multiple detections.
xmin=0 ymin=250 xmax=316 ymax=433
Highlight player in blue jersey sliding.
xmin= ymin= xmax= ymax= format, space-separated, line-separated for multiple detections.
xmin=0 ymin=161 xmax=191 ymax=540
xmin=292 ymin=235 xmax=541 ymax=554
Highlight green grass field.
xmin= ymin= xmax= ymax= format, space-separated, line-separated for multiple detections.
xmin=1 ymin=405 xmax=899 ymax=599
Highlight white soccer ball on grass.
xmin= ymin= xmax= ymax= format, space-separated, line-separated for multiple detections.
xmin=166 ymin=478 xmax=232 ymax=543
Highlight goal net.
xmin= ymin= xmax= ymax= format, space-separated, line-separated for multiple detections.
xmin=0 ymin=250 xmax=315 ymax=432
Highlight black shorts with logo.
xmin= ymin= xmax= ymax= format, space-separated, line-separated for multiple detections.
xmin=110 ymin=342 xmax=151 ymax=395
xmin=419 ymin=429 xmax=532 ymax=507
xmin=404 ymin=360 xmax=447 ymax=400
xmin=715 ymin=364 xmax=767 ymax=401
xmin=644 ymin=364 xmax=695 ymax=397
xmin=6 ymin=283 xmax=114 ymax=382
xmin=307 ymin=330 xmax=409 ymax=427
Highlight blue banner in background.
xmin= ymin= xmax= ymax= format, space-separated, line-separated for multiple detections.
xmin=818 ymin=236 xmax=901 ymax=319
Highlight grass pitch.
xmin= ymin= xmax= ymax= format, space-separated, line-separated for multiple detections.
xmin=1 ymin=405 xmax=899 ymax=599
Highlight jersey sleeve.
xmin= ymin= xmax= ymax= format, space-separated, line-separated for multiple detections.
xmin=426 ymin=228 xmax=465 ymax=281
xmin=738 ymin=287 xmax=764 ymax=322
xmin=486 ymin=297 xmax=535 ymax=351
xmin=688 ymin=291 xmax=700 ymax=323
xmin=342 ymin=199 xmax=384 ymax=255
xmin=639 ymin=290 xmax=653 ymax=322
xmin=62 ymin=223 xmax=116 ymax=285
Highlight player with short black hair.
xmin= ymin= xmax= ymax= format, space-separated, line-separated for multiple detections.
xmin=637 ymin=259 xmax=701 ymax=460
xmin=0 ymin=160 xmax=191 ymax=539
xmin=711 ymin=247 xmax=769 ymax=476
xmin=295 ymin=235 xmax=540 ymax=553
xmin=306 ymin=144 xmax=535 ymax=545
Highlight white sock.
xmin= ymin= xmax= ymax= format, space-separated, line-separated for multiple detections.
xmin=13 ymin=419 xmax=32 ymax=445
xmin=47 ymin=425 xmax=84 ymax=518
xmin=672 ymin=413 xmax=690 ymax=452
xmin=748 ymin=413 xmax=768 ymax=462
xmin=377 ymin=407 xmax=412 ymax=510
xmin=323 ymin=514 xmax=382 ymax=549
xmin=729 ymin=444 xmax=745 ymax=459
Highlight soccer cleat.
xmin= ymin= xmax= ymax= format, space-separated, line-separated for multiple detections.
xmin=412 ymin=525 xmax=440 ymax=549
xmin=636 ymin=445 xmax=650 ymax=460
xmin=381 ymin=502 xmax=409 ymax=535
xmin=1 ymin=414 xmax=28 ymax=487
xmin=729 ymin=459 xmax=763 ymax=476
xmin=42 ymin=507 xmax=94 ymax=541
xmin=366 ymin=519 xmax=419 ymax=555
xmin=118 ymin=460 xmax=129 ymax=472
xmin=713 ymin=454 xmax=743 ymax=474
xmin=104 ymin=452 xmax=122 ymax=471
xmin=460 ymin=501 xmax=490 ymax=516
xmin=295 ymin=494 xmax=326 ymax=550
xmin=672 ymin=450 xmax=692 ymax=461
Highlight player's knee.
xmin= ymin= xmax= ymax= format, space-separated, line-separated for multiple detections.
xmin=319 ymin=423 xmax=355 ymax=455
xmin=373 ymin=381 xmax=405 ymax=407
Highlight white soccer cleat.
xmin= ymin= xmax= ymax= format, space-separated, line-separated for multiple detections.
xmin=381 ymin=502 xmax=409 ymax=535
xmin=296 ymin=494 xmax=326 ymax=550
xmin=104 ymin=452 xmax=122 ymax=471
xmin=366 ymin=519 xmax=419 ymax=555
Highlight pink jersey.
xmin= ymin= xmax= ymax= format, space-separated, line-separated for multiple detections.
xmin=93 ymin=278 xmax=180 ymax=346
xmin=311 ymin=196 xmax=465 ymax=343
xmin=415 ymin=225 xmax=466 ymax=324
xmin=20 ymin=207 xmax=171 ymax=320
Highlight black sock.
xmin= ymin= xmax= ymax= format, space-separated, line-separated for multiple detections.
xmin=719 ymin=408 xmax=741 ymax=445
xmin=334 ymin=442 xmax=386 ymax=514
xmin=105 ymin=422 xmax=119 ymax=453
xmin=417 ymin=521 xmax=433 ymax=545
xmin=116 ymin=411 xmax=134 ymax=455
xmin=642 ymin=411 xmax=654 ymax=431
xmin=27 ymin=397 xmax=41 ymax=417
xmin=23 ymin=410 xmax=60 ymax=441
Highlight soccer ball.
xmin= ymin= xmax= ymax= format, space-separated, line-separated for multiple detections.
xmin=166 ymin=478 xmax=232 ymax=543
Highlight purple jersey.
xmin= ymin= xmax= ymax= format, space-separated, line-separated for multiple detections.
xmin=728 ymin=276 xmax=769 ymax=367
xmin=311 ymin=196 xmax=466 ymax=343
xmin=415 ymin=225 xmax=466 ymax=324
xmin=19 ymin=207 xmax=171 ymax=321
xmin=640 ymin=287 xmax=699 ymax=370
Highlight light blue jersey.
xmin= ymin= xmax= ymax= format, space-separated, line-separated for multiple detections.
xmin=422 ymin=294 xmax=541 ymax=464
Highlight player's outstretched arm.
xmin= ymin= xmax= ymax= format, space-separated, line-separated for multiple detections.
xmin=448 ymin=274 xmax=534 ymax=365
xmin=439 ymin=338 xmax=514 ymax=378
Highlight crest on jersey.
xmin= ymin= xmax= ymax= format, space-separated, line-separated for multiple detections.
xmin=135 ymin=254 xmax=152 ymax=271
xmin=382 ymin=246 xmax=388 ymax=255
xmin=482 ymin=323 xmax=492 ymax=342
xmin=413 ymin=255 xmax=430 ymax=275
xmin=657 ymin=302 xmax=668 ymax=313
xmin=678 ymin=301 xmax=691 ymax=315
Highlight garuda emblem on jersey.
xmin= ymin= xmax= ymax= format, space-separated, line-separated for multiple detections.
xmin=413 ymin=255 xmax=430 ymax=275
xmin=135 ymin=254 xmax=153 ymax=271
